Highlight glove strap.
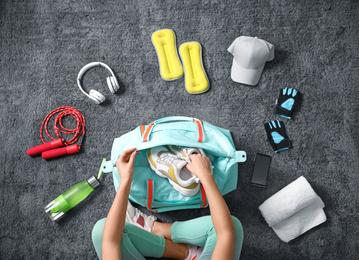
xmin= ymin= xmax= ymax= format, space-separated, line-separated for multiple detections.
xmin=275 ymin=105 xmax=292 ymax=119
xmin=274 ymin=138 xmax=292 ymax=152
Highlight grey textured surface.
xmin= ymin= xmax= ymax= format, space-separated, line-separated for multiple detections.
xmin=1 ymin=0 xmax=359 ymax=259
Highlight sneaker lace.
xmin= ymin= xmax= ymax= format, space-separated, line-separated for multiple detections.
xmin=182 ymin=147 xmax=193 ymax=154
xmin=159 ymin=152 xmax=178 ymax=163
xmin=173 ymin=145 xmax=194 ymax=154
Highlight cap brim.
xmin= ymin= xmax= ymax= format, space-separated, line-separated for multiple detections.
xmin=230 ymin=59 xmax=264 ymax=86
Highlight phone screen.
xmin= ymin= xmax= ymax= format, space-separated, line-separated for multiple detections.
xmin=251 ymin=153 xmax=272 ymax=187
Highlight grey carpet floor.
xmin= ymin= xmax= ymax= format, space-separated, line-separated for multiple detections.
xmin=1 ymin=0 xmax=359 ymax=259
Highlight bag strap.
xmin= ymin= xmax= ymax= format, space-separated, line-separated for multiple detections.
xmin=140 ymin=118 xmax=204 ymax=143
xmin=141 ymin=123 xmax=155 ymax=143
xmin=140 ymin=125 xmax=145 ymax=135
xmin=153 ymin=116 xmax=199 ymax=124
xmin=200 ymin=183 xmax=208 ymax=208
xmin=193 ymin=119 xmax=204 ymax=143
xmin=146 ymin=179 xmax=158 ymax=213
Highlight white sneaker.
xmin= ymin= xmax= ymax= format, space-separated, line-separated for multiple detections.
xmin=147 ymin=146 xmax=200 ymax=197
xmin=126 ymin=201 xmax=156 ymax=232
xmin=167 ymin=145 xmax=208 ymax=183
xmin=167 ymin=145 xmax=206 ymax=164
xmin=185 ymin=244 xmax=204 ymax=260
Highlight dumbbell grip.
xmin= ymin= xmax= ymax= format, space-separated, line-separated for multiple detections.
xmin=27 ymin=138 xmax=65 ymax=156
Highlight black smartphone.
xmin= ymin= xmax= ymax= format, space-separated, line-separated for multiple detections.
xmin=251 ymin=153 xmax=272 ymax=187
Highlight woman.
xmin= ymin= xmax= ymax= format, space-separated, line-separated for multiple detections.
xmin=92 ymin=148 xmax=243 ymax=259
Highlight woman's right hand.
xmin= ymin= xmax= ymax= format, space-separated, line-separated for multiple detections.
xmin=185 ymin=154 xmax=212 ymax=181
xmin=116 ymin=148 xmax=140 ymax=183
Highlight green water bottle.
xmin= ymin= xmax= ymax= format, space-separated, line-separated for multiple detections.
xmin=44 ymin=176 xmax=100 ymax=221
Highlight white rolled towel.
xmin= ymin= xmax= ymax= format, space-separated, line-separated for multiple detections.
xmin=258 ymin=176 xmax=327 ymax=242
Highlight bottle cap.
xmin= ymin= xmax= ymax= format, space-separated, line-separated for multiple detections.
xmin=87 ymin=176 xmax=100 ymax=189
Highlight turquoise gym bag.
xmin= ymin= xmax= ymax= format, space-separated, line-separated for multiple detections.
xmin=101 ymin=116 xmax=246 ymax=213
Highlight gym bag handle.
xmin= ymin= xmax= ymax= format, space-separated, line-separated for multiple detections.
xmin=140 ymin=116 xmax=204 ymax=143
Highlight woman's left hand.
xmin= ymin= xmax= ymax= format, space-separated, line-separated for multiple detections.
xmin=116 ymin=148 xmax=140 ymax=182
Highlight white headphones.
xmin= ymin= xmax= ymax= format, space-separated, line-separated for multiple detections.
xmin=77 ymin=62 xmax=120 ymax=104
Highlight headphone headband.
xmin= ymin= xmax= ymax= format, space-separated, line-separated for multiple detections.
xmin=77 ymin=62 xmax=116 ymax=81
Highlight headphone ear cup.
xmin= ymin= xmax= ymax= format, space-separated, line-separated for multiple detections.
xmin=89 ymin=89 xmax=106 ymax=104
xmin=107 ymin=76 xmax=120 ymax=94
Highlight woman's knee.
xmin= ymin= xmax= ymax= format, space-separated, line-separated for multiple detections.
xmin=92 ymin=218 xmax=107 ymax=245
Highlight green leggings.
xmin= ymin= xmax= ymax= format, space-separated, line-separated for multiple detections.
xmin=92 ymin=215 xmax=243 ymax=260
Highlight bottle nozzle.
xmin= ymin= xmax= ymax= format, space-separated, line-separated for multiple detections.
xmin=87 ymin=176 xmax=100 ymax=189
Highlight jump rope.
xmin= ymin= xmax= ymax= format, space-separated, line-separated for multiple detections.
xmin=41 ymin=106 xmax=85 ymax=145
xmin=27 ymin=106 xmax=86 ymax=159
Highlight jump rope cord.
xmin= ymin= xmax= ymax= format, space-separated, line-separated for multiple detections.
xmin=40 ymin=106 xmax=86 ymax=146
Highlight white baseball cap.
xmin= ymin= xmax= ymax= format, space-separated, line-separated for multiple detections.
xmin=228 ymin=36 xmax=274 ymax=86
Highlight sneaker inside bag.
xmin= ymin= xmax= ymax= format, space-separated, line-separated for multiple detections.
xmin=180 ymin=167 xmax=193 ymax=181
xmin=179 ymin=148 xmax=214 ymax=181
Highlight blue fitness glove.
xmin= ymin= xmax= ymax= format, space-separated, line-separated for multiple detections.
xmin=264 ymin=120 xmax=291 ymax=153
xmin=275 ymin=88 xmax=301 ymax=119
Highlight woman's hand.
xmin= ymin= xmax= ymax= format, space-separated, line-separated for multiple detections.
xmin=116 ymin=148 xmax=140 ymax=183
xmin=185 ymin=154 xmax=212 ymax=181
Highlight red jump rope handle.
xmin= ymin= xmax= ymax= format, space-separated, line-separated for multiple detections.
xmin=42 ymin=144 xmax=81 ymax=160
xmin=27 ymin=138 xmax=65 ymax=156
